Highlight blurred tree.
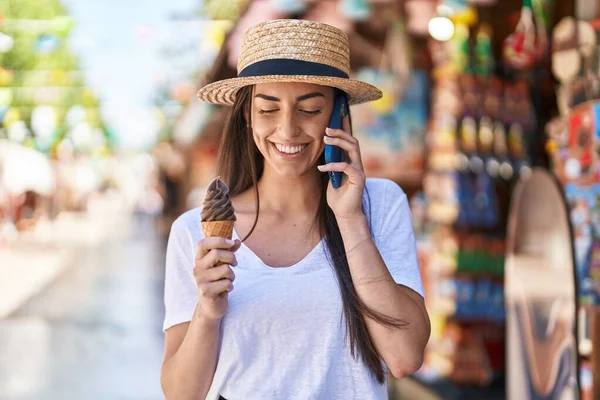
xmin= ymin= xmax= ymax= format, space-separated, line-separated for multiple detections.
xmin=0 ymin=0 xmax=112 ymax=153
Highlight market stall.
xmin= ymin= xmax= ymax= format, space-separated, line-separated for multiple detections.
xmin=412 ymin=0 xmax=578 ymax=398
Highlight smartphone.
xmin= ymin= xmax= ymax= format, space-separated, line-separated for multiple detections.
xmin=325 ymin=92 xmax=348 ymax=189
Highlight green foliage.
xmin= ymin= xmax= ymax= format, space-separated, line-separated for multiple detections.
xmin=0 ymin=0 xmax=113 ymax=151
xmin=0 ymin=0 xmax=68 ymax=19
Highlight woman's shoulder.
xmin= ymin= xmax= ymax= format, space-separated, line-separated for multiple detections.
xmin=363 ymin=178 xmax=409 ymax=233
xmin=364 ymin=177 xmax=407 ymax=207
xmin=365 ymin=177 xmax=401 ymax=192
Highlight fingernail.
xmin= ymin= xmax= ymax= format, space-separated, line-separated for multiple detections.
xmin=226 ymin=239 xmax=234 ymax=246
xmin=323 ymin=136 xmax=331 ymax=141
xmin=317 ymin=165 xmax=324 ymax=170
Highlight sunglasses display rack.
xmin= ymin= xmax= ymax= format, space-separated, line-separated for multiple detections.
xmin=414 ymin=21 xmax=535 ymax=389
xmin=544 ymin=16 xmax=600 ymax=399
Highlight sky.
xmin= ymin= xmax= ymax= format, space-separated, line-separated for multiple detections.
xmin=61 ymin=0 xmax=203 ymax=150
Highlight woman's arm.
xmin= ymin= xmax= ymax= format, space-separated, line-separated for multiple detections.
xmin=162 ymin=213 xmax=239 ymax=400
xmin=317 ymin=120 xmax=429 ymax=377
xmin=161 ymin=306 xmax=221 ymax=400
xmin=338 ymin=215 xmax=431 ymax=378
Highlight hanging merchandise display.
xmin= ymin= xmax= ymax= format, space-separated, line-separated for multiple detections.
xmin=473 ymin=24 xmax=494 ymax=76
xmin=351 ymin=21 xmax=427 ymax=183
xmin=551 ymin=17 xmax=596 ymax=111
xmin=420 ymin=21 xmax=502 ymax=388
xmin=415 ymin=1 xmax=549 ymax=391
xmin=532 ymin=0 xmax=554 ymax=35
xmin=443 ymin=0 xmax=478 ymax=29
xmin=502 ymin=0 xmax=546 ymax=71
xmin=545 ymin=12 xmax=600 ymax=399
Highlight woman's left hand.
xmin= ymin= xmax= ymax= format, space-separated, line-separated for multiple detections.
xmin=317 ymin=115 xmax=366 ymax=221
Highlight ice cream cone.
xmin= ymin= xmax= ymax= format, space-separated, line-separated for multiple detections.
xmin=202 ymin=220 xmax=234 ymax=240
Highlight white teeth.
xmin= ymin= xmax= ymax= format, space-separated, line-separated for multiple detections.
xmin=274 ymin=143 xmax=307 ymax=154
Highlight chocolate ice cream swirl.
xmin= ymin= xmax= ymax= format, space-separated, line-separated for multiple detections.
xmin=201 ymin=177 xmax=236 ymax=222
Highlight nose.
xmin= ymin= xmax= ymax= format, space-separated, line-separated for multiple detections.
xmin=278 ymin=111 xmax=300 ymax=138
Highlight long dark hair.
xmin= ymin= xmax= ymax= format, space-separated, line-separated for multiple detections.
xmin=216 ymin=85 xmax=408 ymax=383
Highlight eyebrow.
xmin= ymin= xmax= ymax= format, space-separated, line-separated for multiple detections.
xmin=254 ymin=92 xmax=325 ymax=102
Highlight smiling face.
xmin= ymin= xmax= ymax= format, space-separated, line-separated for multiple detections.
xmin=250 ymin=82 xmax=335 ymax=178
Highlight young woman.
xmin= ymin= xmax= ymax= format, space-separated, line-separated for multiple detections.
xmin=161 ymin=19 xmax=430 ymax=400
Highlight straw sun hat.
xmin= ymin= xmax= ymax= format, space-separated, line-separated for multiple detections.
xmin=197 ymin=19 xmax=383 ymax=106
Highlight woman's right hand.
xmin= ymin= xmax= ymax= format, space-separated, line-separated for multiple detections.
xmin=194 ymin=237 xmax=241 ymax=321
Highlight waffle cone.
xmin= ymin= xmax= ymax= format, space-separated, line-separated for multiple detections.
xmin=201 ymin=220 xmax=234 ymax=239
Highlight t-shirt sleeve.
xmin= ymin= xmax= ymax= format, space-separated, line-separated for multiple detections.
xmin=163 ymin=216 xmax=199 ymax=331
xmin=373 ymin=181 xmax=425 ymax=298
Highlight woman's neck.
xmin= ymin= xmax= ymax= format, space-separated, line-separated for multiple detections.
xmin=254 ymin=168 xmax=322 ymax=217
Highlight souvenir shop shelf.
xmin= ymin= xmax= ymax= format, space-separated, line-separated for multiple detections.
xmin=415 ymin=13 xmax=535 ymax=390
xmin=407 ymin=0 xmax=584 ymax=397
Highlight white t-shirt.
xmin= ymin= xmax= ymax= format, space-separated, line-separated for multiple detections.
xmin=163 ymin=178 xmax=424 ymax=400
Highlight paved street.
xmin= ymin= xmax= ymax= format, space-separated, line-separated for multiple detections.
xmin=0 ymin=216 xmax=167 ymax=400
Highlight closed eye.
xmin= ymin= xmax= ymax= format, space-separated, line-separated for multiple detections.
xmin=258 ymin=109 xmax=279 ymax=115
xmin=300 ymin=109 xmax=322 ymax=116
xmin=259 ymin=109 xmax=321 ymax=116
